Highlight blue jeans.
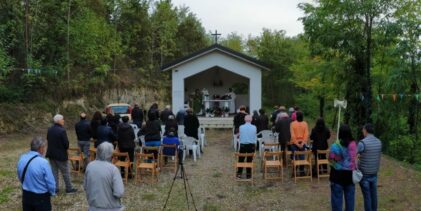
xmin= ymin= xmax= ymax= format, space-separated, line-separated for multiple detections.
xmin=359 ymin=175 xmax=378 ymax=211
xmin=331 ymin=182 xmax=355 ymax=211
xmin=78 ymin=141 xmax=90 ymax=158
xmin=145 ymin=141 xmax=161 ymax=147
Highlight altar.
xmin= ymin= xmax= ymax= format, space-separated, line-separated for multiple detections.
xmin=202 ymin=99 xmax=235 ymax=113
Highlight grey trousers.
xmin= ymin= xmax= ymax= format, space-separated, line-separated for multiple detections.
xmin=78 ymin=141 xmax=90 ymax=157
xmin=49 ymin=159 xmax=73 ymax=191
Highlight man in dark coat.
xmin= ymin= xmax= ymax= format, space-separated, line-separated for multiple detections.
xmin=233 ymin=106 xmax=247 ymax=134
xmin=46 ymin=114 xmax=77 ymax=194
xmin=131 ymin=104 xmax=143 ymax=127
xmin=275 ymin=112 xmax=291 ymax=151
xmin=259 ymin=109 xmax=269 ymax=131
xmin=160 ymin=105 xmax=174 ymax=125
xmin=184 ymin=108 xmax=200 ymax=139
xmin=95 ymin=119 xmax=117 ymax=148
xmin=117 ymin=116 xmax=135 ymax=177
xmin=75 ymin=112 xmax=91 ymax=168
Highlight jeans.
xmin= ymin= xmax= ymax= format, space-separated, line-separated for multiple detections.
xmin=331 ymin=182 xmax=355 ymax=211
xmin=359 ymin=175 xmax=378 ymax=211
xmin=145 ymin=141 xmax=161 ymax=147
xmin=78 ymin=141 xmax=90 ymax=158
xmin=49 ymin=159 xmax=73 ymax=191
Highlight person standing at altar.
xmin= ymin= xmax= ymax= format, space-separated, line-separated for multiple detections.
xmin=233 ymin=106 xmax=247 ymax=134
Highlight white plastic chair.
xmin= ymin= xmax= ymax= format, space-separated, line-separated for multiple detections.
xmin=130 ymin=124 xmax=140 ymax=143
xmin=198 ymin=126 xmax=206 ymax=150
xmin=160 ymin=125 xmax=165 ymax=137
xmin=178 ymin=125 xmax=185 ymax=138
xmin=182 ymin=136 xmax=200 ymax=162
xmin=257 ymin=130 xmax=276 ymax=157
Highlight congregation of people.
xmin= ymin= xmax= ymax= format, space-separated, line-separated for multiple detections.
xmin=16 ymin=103 xmax=201 ymax=211
xmin=16 ymin=102 xmax=382 ymax=211
xmin=234 ymin=105 xmax=382 ymax=211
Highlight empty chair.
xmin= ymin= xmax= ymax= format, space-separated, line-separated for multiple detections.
xmin=262 ymin=151 xmax=283 ymax=182
xmin=135 ymin=153 xmax=159 ymax=184
xmin=292 ymin=150 xmax=312 ymax=183
xmin=178 ymin=125 xmax=185 ymax=138
xmin=112 ymin=152 xmax=131 ymax=184
xmin=198 ymin=126 xmax=206 ymax=149
xmin=182 ymin=136 xmax=200 ymax=162
xmin=89 ymin=148 xmax=97 ymax=162
xmin=316 ymin=150 xmax=330 ymax=181
xmin=257 ymin=130 xmax=275 ymax=157
xmin=68 ymin=147 xmax=83 ymax=176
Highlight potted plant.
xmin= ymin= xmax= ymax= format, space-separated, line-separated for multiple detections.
xmin=205 ymin=108 xmax=213 ymax=117
xmin=223 ymin=107 xmax=230 ymax=117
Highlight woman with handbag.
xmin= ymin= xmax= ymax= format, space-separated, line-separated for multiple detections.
xmin=329 ymin=124 xmax=357 ymax=211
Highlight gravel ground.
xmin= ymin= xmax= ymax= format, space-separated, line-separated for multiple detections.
xmin=1 ymin=129 xmax=421 ymax=210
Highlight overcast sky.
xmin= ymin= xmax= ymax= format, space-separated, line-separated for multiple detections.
xmin=171 ymin=0 xmax=313 ymax=38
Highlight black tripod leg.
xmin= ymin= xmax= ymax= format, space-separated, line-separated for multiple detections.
xmin=180 ymin=165 xmax=190 ymax=210
xmin=181 ymin=164 xmax=198 ymax=211
xmin=163 ymin=164 xmax=181 ymax=209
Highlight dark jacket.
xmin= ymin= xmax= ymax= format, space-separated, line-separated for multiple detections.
xmin=139 ymin=120 xmax=161 ymax=142
xmin=131 ymin=106 xmax=143 ymax=123
xmin=259 ymin=114 xmax=269 ymax=131
xmin=160 ymin=109 xmax=174 ymax=125
xmin=75 ymin=119 xmax=91 ymax=142
xmin=164 ymin=119 xmax=178 ymax=136
xmin=90 ymin=119 xmax=101 ymax=139
xmin=310 ymin=127 xmax=331 ymax=152
xmin=46 ymin=124 xmax=69 ymax=161
xmin=275 ymin=117 xmax=291 ymax=145
xmin=233 ymin=112 xmax=246 ymax=134
xmin=184 ymin=114 xmax=200 ymax=139
xmin=117 ymin=122 xmax=135 ymax=149
xmin=95 ymin=125 xmax=117 ymax=148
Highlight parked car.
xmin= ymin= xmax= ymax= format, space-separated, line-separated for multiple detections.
xmin=105 ymin=103 xmax=132 ymax=120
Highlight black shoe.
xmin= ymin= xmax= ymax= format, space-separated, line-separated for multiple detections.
xmin=66 ymin=188 xmax=78 ymax=194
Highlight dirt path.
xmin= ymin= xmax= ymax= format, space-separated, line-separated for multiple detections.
xmin=1 ymin=129 xmax=421 ymax=210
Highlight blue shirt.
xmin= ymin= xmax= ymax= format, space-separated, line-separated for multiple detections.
xmin=239 ymin=123 xmax=257 ymax=144
xmin=17 ymin=151 xmax=56 ymax=195
xmin=162 ymin=136 xmax=180 ymax=155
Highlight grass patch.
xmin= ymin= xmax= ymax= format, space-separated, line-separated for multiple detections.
xmin=0 ymin=187 xmax=13 ymax=204
xmin=142 ymin=193 xmax=156 ymax=201
xmin=212 ymin=172 xmax=222 ymax=178
xmin=203 ymin=202 xmax=219 ymax=211
xmin=0 ymin=170 xmax=14 ymax=178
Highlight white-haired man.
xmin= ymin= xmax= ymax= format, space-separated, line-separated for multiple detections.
xmin=236 ymin=115 xmax=257 ymax=179
xmin=46 ymin=114 xmax=77 ymax=194
xmin=17 ymin=136 xmax=56 ymax=211
xmin=84 ymin=142 xmax=124 ymax=210
xmin=160 ymin=104 xmax=174 ymax=125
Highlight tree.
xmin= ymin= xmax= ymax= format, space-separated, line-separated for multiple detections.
xmin=300 ymin=0 xmax=398 ymax=130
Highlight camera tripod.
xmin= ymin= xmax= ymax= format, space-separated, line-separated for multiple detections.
xmin=163 ymin=158 xmax=197 ymax=211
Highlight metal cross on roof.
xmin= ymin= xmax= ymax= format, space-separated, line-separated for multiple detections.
xmin=211 ymin=30 xmax=221 ymax=44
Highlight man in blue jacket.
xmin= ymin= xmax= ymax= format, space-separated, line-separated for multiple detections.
xmin=17 ymin=136 xmax=56 ymax=210
xmin=46 ymin=114 xmax=77 ymax=194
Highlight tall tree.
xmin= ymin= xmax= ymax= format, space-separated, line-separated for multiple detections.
xmin=300 ymin=0 xmax=397 ymax=129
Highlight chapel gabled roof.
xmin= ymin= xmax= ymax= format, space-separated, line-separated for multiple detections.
xmin=161 ymin=44 xmax=270 ymax=71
